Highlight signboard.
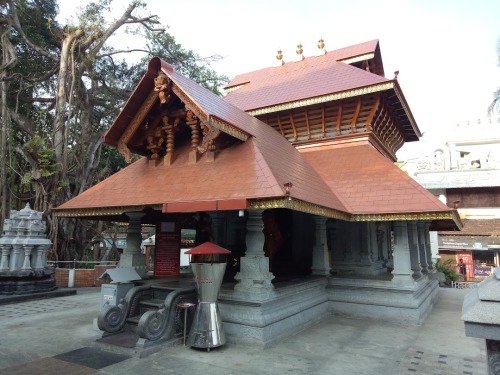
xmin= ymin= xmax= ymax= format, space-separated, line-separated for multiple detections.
xmin=154 ymin=221 xmax=181 ymax=276
xmin=474 ymin=266 xmax=492 ymax=277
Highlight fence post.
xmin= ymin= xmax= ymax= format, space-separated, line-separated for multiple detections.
xmin=68 ymin=259 xmax=76 ymax=288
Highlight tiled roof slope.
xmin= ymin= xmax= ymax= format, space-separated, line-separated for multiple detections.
xmin=301 ymin=141 xmax=454 ymax=215
xmin=223 ymin=56 xmax=390 ymax=112
xmin=56 ymin=59 xmax=347 ymax=213
xmin=439 ymin=219 xmax=500 ymax=237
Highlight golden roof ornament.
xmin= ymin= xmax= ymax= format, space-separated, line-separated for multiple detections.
xmin=296 ymin=43 xmax=303 ymax=55
xmin=316 ymin=37 xmax=327 ymax=56
xmin=274 ymin=48 xmax=284 ymax=67
xmin=295 ymin=42 xmax=304 ymax=62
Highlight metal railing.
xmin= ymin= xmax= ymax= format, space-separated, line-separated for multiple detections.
xmin=47 ymin=260 xmax=119 ymax=269
xmin=451 ymin=281 xmax=478 ymax=289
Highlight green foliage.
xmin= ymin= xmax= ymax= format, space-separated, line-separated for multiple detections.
xmin=435 ymin=259 xmax=459 ymax=286
xmin=22 ymin=132 xmax=59 ymax=184
xmin=134 ymin=29 xmax=229 ymax=95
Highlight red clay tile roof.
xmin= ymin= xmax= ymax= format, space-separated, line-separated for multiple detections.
xmin=223 ymin=56 xmax=390 ymax=112
xmin=57 ymin=59 xmax=347 ymax=214
xmin=328 ymin=39 xmax=380 ymax=62
xmin=56 ymin=57 xmax=452 ymax=225
xmin=301 ymin=141 xmax=453 ymax=215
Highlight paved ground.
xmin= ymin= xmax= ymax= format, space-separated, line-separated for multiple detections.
xmin=0 ymin=287 xmax=487 ymax=375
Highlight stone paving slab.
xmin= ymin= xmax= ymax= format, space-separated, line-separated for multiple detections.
xmin=398 ymin=347 xmax=488 ymax=375
xmin=0 ymin=287 xmax=489 ymax=375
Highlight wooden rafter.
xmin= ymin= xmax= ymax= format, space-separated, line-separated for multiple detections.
xmin=351 ymin=97 xmax=362 ymax=133
xmin=321 ymin=105 xmax=326 ymax=137
xmin=336 ymin=102 xmax=343 ymax=135
xmin=289 ymin=110 xmax=298 ymax=141
xmin=305 ymin=109 xmax=311 ymax=140
xmin=365 ymin=94 xmax=380 ymax=132
xmin=277 ymin=115 xmax=285 ymax=136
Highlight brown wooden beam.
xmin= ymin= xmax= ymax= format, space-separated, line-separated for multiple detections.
xmin=305 ymin=109 xmax=311 ymax=140
xmin=321 ymin=105 xmax=326 ymax=137
xmin=277 ymin=114 xmax=285 ymax=136
xmin=366 ymin=94 xmax=380 ymax=132
xmin=336 ymin=102 xmax=343 ymax=135
xmin=289 ymin=110 xmax=298 ymax=141
xmin=351 ymin=97 xmax=362 ymax=133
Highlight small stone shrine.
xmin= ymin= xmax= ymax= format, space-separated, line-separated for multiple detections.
xmin=0 ymin=203 xmax=56 ymax=294
xmin=462 ymin=268 xmax=500 ymax=374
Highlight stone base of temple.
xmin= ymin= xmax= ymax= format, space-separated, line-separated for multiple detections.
xmin=0 ymin=269 xmax=57 ymax=295
xmin=327 ymin=275 xmax=439 ymax=324
xmin=218 ymin=276 xmax=329 ymax=347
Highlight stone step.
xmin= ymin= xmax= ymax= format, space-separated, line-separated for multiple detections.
xmin=126 ymin=315 xmax=140 ymax=325
xmin=140 ymin=299 xmax=164 ymax=309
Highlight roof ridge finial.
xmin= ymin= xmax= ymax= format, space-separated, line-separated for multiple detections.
xmin=274 ymin=48 xmax=285 ymax=67
xmin=295 ymin=42 xmax=304 ymax=62
xmin=316 ymin=37 xmax=327 ymax=56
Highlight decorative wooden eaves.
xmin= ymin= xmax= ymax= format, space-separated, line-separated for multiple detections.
xmin=53 ymin=196 xmax=460 ymax=231
xmin=248 ymin=82 xmax=393 ymax=117
xmin=258 ymin=90 xmax=416 ymax=159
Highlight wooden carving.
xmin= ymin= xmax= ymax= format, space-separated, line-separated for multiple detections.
xmin=161 ymin=116 xmax=179 ymax=157
xmin=186 ymin=110 xmax=200 ymax=150
xmin=146 ymin=126 xmax=165 ymax=160
xmin=154 ymin=74 xmax=172 ymax=104
xmin=197 ymin=122 xmax=220 ymax=154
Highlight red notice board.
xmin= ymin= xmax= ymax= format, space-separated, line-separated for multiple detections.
xmin=154 ymin=221 xmax=181 ymax=276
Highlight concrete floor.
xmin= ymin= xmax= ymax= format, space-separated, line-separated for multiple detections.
xmin=0 ymin=287 xmax=487 ymax=375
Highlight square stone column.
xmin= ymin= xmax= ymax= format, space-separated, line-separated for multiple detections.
xmin=423 ymin=221 xmax=435 ymax=272
xmin=311 ymin=216 xmax=330 ymax=276
xmin=391 ymin=221 xmax=415 ymax=286
xmin=417 ymin=222 xmax=429 ymax=273
xmin=119 ymin=212 xmax=148 ymax=278
xmin=407 ymin=221 xmax=422 ymax=279
xmin=234 ymin=210 xmax=275 ymax=300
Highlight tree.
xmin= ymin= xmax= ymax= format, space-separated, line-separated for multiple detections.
xmin=488 ymin=38 xmax=500 ymax=122
xmin=0 ymin=0 xmax=228 ymax=262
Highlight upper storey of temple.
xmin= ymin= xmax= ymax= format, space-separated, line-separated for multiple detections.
xmin=223 ymin=39 xmax=420 ymax=161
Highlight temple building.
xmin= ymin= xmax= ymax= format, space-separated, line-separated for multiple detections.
xmin=399 ymin=117 xmax=500 ymax=280
xmin=54 ymin=39 xmax=461 ymax=346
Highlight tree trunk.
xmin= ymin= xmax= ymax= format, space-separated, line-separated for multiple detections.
xmin=0 ymin=14 xmax=17 ymax=231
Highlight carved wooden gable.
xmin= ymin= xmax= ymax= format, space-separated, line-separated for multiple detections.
xmin=115 ymin=72 xmax=248 ymax=166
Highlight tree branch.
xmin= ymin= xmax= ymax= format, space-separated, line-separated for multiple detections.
xmin=8 ymin=0 xmax=58 ymax=62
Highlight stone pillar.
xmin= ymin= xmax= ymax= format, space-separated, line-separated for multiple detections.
xmin=21 ymin=245 xmax=33 ymax=271
xmin=391 ymin=221 xmax=414 ymax=285
xmin=423 ymin=221 xmax=435 ymax=272
xmin=417 ymin=222 xmax=429 ymax=273
xmin=234 ymin=210 xmax=275 ymax=296
xmin=119 ymin=212 xmax=148 ymax=278
xmin=311 ymin=216 xmax=330 ymax=276
xmin=33 ymin=245 xmax=46 ymax=270
xmin=0 ymin=245 xmax=10 ymax=271
xmin=10 ymin=244 xmax=22 ymax=271
xmin=407 ymin=221 xmax=422 ymax=279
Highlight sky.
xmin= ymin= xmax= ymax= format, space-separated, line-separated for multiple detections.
xmin=58 ymin=0 xmax=499 ymax=157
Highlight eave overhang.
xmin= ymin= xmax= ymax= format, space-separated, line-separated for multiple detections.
xmin=53 ymin=197 xmax=461 ymax=230
xmin=247 ymin=80 xmax=421 ymax=142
